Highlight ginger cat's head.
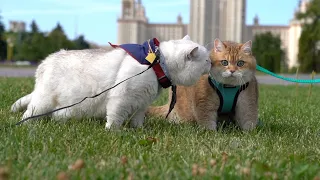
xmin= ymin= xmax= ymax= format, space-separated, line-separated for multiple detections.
xmin=209 ymin=39 xmax=256 ymax=86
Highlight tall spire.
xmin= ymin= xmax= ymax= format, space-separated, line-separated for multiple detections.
xmin=253 ymin=14 xmax=259 ymax=26
xmin=121 ymin=0 xmax=135 ymax=19
xmin=177 ymin=14 xmax=182 ymax=24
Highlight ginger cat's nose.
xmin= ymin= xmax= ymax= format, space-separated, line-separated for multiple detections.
xmin=230 ymin=70 xmax=236 ymax=73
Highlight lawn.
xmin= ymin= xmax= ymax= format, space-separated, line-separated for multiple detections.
xmin=1 ymin=77 xmax=320 ymax=179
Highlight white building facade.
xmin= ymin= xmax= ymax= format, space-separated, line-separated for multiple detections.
xmin=188 ymin=0 xmax=246 ymax=46
xmin=117 ymin=0 xmax=309 ymax=68
xmin=117 ymin=0 xmax=187 ymax=44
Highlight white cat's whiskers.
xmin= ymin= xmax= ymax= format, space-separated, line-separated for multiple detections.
xmin=240 ymin=77 xmax=246 ymax=91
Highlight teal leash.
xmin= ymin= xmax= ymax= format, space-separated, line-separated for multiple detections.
xmin=256 ymin=65 xmax=320 ymax=84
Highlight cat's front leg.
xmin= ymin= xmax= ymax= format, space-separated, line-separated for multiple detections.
xmin=130 ymin=108 xmax=146 ymax=128
xmin=105 ymin=97 xmax=132 ymax=129
xmin=234 ymin=102 xmax=258 ymax=131
xmin=196 ymin=111 xmax=218 ymax=130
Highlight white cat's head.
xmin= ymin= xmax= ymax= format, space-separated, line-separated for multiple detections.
xmin=159 ymin=35 xmax=211 ymax=86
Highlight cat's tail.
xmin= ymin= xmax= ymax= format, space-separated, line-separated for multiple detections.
xmin=11 ymin=93 xmax=32 ymax=112
xmin=146 ymin=105 xmax=169 ymax=118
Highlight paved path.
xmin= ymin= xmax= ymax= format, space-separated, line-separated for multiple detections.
xmin=0 ymin=67 xmax=37 ymax=77
xmin=1 ymin=67 xmax=320 ymax=85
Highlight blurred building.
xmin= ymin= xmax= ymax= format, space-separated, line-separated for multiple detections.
xmin=9 ymin=21 xmax=26 ymax=33
xmin=245 ymin=0 xmax=310 ymax=68
xmin=118 ymin=0 xmax=245 ymax=45
xmin=189 ymin=0 xmax=246 ymax=46
xmin=245 ymin=15 xmax=289 ymax=58
xmin=117 ymin=0 xmax=187 ymax=44
xmin=287 ymin=0 xmax=310 ymax=68
xmin=117 ymin=0 xmax=309 ymax=68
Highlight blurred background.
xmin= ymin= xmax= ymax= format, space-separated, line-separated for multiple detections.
xmin=0 ymin=0 xmax=319 ymax=74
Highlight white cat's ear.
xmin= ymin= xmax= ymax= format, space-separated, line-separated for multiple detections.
xmin=214 ymin=38 xmax=224 ymax=52
xmin=187 ymin=46 xmax=199 ymax=59
xmin=241 ymin=40 xmax=252 ymax=54
xmin=182 ymin=35 xmax=191 ymax=40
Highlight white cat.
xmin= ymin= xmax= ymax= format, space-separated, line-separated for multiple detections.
xmin=11 ymin=35 xmax=211 ymax=129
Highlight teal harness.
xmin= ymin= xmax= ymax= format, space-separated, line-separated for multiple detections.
xmin=208 ymin=76 xmax=249 ymax=115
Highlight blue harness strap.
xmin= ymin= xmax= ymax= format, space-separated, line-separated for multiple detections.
xmin=109 ymin=39 xmax=159 ymax=65
xmin=208 ymin=76 xmax=249 ymax=115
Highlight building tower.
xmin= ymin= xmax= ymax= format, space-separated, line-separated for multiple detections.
xmin=287 ymin=0 xmax=310 ymax=68
xmin=189 ymin=0 xmax=220 ymax=46
xmin=189 ymin=0 xmax=246 ymax=45
xmin=117 ymin=0 xmax=147 ymax=44
xmin=220 ymin=0 xmax=246 ymax=42
xmin=253 ymin=15 xmax=259 ymax=26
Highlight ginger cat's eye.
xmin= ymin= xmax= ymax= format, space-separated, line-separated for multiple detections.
xmin=237 ymin=60 xmax=245 ymax=67
xmin=221 ymin=60 xmax=228 ymax=66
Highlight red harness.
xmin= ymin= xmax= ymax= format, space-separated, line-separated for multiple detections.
xmin=108 ymin=38 xmax=172 ymax=88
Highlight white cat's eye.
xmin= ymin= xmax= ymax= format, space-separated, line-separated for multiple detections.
xmin=221 ymin=60 xmax=228 ymax=66
xmin=237 ymin=60 xmax=245 ymax=67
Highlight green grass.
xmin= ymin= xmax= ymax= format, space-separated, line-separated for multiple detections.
xmin=1 ymin=77 xmax=320 ymax=179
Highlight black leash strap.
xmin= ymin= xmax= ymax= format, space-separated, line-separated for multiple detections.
xmin=165 ymin=85 xmax=177 ymax=118
xmin=14 ymin=60 xmax=158 ymax=126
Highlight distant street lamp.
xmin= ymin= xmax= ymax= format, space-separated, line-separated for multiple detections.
xmin=316 ymin=41 xmax=320 ymax=51
xmin=314 ymin=41 xmax=320 ymax=71
xmin=6 ymin=37 xmax=14 ymax=61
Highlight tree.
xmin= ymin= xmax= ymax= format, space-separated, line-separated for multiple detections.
xmin=53 ymin=22 xmax=63 ymax=33
xmin=297 ymin=0 xmax=320 ymax=72
xmin=6 ymin=21 xmax=92 ymax=62
xmin=0 ymin=12 xmax=7 ymax=60
xmin=73 ymin=35 xmax=90 ymax=50
xmin=252 ymin=32 xmax=284 ymax=73
xmin=14 ymin=32 xmax=50 ymax=62
xmin=30 ymin=20 xmax=39 ymax=33
xmin=0 ymin=14 xmax=4 ymax=35
xmin=47 ymin=22 xmax=75 ymax=53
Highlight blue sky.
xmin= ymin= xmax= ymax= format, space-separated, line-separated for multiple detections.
xmin=2 ymin=0 xmax=298 ymax=46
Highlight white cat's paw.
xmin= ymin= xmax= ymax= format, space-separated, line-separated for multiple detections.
xmin=130 ymin=117 xmax=145 ymax=128
xmin=105 ymin=122 xmax=112 ymax=129
xmin=105 ymin=121 xmax=121 ymax=130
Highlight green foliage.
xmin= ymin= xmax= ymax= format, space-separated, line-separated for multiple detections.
xmin=1 ymin=78 xmax=320 ymax=179
xmin=252 ymin=32 xmax=284 ymax=73
xmin=30 ymin=20 xmax=39 ymax=33
xmin=73 ymin=35 xmax=90 ymax=50
xmin=46 ymin=23 xmax=76 ymax=54
xmin=4 ymin=21 xmax=92 ymax=62
xmin=14 ymin=32 xmax=50 ymax=61
xmin=297 ymin=0 xmax=320 ymax=73
xmin=0 ymin=12 xmax=7 ymax=60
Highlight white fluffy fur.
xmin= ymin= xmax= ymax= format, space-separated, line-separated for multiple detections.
xmin=11 ymin=35 xmax=211 ymax=129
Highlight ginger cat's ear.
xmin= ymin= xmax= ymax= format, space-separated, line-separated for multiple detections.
xmin=241 ymin=40 xmax=252 ymax=55
xmin=214 ymin=38 xmax=225 ymax=52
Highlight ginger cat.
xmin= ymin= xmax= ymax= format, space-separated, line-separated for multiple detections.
xmin=147 ymin=39 xmax=258 ymax=130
